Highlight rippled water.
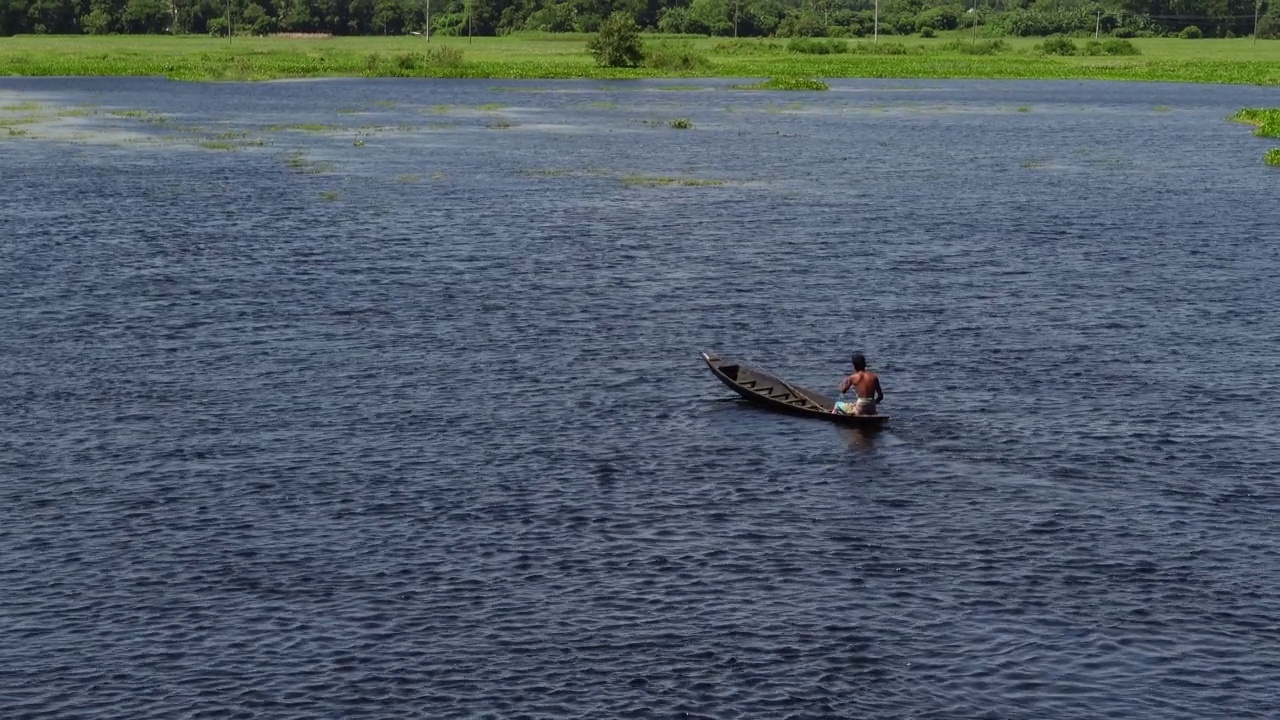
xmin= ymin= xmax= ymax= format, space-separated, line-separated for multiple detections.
xmin=3 ymin=76 xmax=1279 ymax=718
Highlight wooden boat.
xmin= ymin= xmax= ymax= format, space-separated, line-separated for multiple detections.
xmin=701 ymin=352 xmax=889 ymax=429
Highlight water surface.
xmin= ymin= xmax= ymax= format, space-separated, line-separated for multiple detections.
xmin=2 ymin=77 xmax=1279 ymax=719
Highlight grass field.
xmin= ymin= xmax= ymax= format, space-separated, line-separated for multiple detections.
xmin=0 ymin=32 xmax=1278 ymax=84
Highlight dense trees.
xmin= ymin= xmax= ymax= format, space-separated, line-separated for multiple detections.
xmin=0 ymin=0 xmax=1272 ymax=39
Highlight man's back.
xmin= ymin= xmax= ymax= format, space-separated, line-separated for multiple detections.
xmin=844 ymin=370 xmax=880 ymax=399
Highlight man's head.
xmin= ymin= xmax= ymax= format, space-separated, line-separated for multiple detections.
xmin=852 ymin=353 xmax=866 ymax=371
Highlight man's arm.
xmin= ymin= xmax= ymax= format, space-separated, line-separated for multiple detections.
xmin=839 ymin=374 xmax=853 ymax=394
xmin=873 ymin=377 xmax=884 ymax=402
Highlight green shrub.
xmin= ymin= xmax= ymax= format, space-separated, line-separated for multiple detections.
xmin=425 ymin=45 xmax=465 ymax=67
xmin=1181 ymin=25 xmax=1203 ymax=39
xmin=645 ymin=43 xmax=711 ymax=71
xmin=850 ymin=40 xmax=912 ymax=54
xmin=777 ymin=12 xmax=827 ymax=37
xmin=786 ymin=37 xmax=848 ymax=54
xmin=1038 ymin=35 xmax=1078 ymax=55
xmin=713 ymin=38 xmax=783 ymax=54
xmin=1101 ymin=38 xmax=1140 ymax=55
xmin=920 ymin=27 xmax=935 ymax=37
xmin=941 ymin=38 xmax=1008 ymax=55
xmin=916 ymin=5 xmax=960 ymax=31
xmin=587 ymin=12 xmax=644 ymax=68
xmin=1257 ymin=14 xmax=1280 ymax=39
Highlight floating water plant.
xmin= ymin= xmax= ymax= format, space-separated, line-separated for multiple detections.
xmin=732 ymin=77 xmax=829 ymax=91
xmin=669 ymin=118 xmax=693 ymax=129
xmin=396 ymin=174 xmax=420 ymax=183
xmin=622 ymin=174 xmax=724 ymax=187
xmin=319 ymin=190 xmax=340 ymax=201
xmin=267 ymin=123 xmax=340 ymax=132
xmin=1232 ymin=108 xmax=1280 ymax=138
xmin=1230 ymin=108 xmax=1280 ymax=165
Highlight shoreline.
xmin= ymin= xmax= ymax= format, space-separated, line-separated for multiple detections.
xmin=1 ymin=34 xmax=1278 ymax=85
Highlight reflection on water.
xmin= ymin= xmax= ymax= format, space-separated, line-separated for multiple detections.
xmin=2 ymin=76 xmax=1280 ymax=720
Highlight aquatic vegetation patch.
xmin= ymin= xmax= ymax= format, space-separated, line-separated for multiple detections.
xmin=478 ymin=103 xmax=507 ymax=111
xmin=589 ymin=101 xmax=618 ymax=109
xmin=518 ymin=168 xmax=570 ymax=177
xmin=396 ymin=174 xmax=420 ymax=183
xmin=319 ymin=190 xmax=340 ymax=201
xmin=198 ymin=140 xmax=239 ymax=150
xmin=0 ymin=114 xmax=46 ymax=125
xmin=1 ymin=101 xmax=43 ymax=112
xmin=487 ymin=117 xmax=516 ymax=129
xmin=1232 ymin=108 xmax=1280 ymax=137
xmin=1266 ymin=148 xmax=1280 ymax=166
xmin=1017 ymin=106 xmax=1032 ymax=112
xmin=669 ymin=118 xmax=693 ymax=129
xmin=282 ymin=150 xmax=334 ymax=174
xmin=621 ymin=174 xmax=724 ymax=187
xmin=267 ymin=123 xmax=342 ymax=132
xmin=109 ymin=109 xmax=154 ymax=117
xmin=732 ymin=77 xmax=829 ymax=91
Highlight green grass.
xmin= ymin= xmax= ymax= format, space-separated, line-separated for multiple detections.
xmin=0 ymin=33 xmax=1277 ymax=84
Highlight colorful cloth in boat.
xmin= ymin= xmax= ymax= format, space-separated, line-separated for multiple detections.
xmin=834 ymin=397 xmax=877 ymax=416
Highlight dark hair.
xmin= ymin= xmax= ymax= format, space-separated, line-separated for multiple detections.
xmin=852 ymin=353 xmax=866 ymax=371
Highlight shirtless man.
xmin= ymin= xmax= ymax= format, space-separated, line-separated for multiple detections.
xmin=834 ymin=353 xmax=883 ymax=416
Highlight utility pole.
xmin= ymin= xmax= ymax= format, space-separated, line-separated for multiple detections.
xmin=1255 ymin=0 xmax=1261 ymax=44
xmin=425 ymin=0 xmax=430 ymax=42
xmin=226 ymin=0 xmax=231 ymax=44
xmin=874 ymin=0 xmax=879 ymax=43
xmin=1095 ymin=9 xmax=1101 ymax=39
xmin=972 ymin=0 xmax=978 ymax=44
xmin=734 ymin=0 xmax=739 ymax=38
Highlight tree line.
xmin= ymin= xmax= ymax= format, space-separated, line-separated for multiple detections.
xmin=0 ymin=0 xmax=1273 ymax=40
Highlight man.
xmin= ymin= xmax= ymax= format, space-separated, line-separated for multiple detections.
xmin=834 ymin=353 xmax=883 ymax=416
